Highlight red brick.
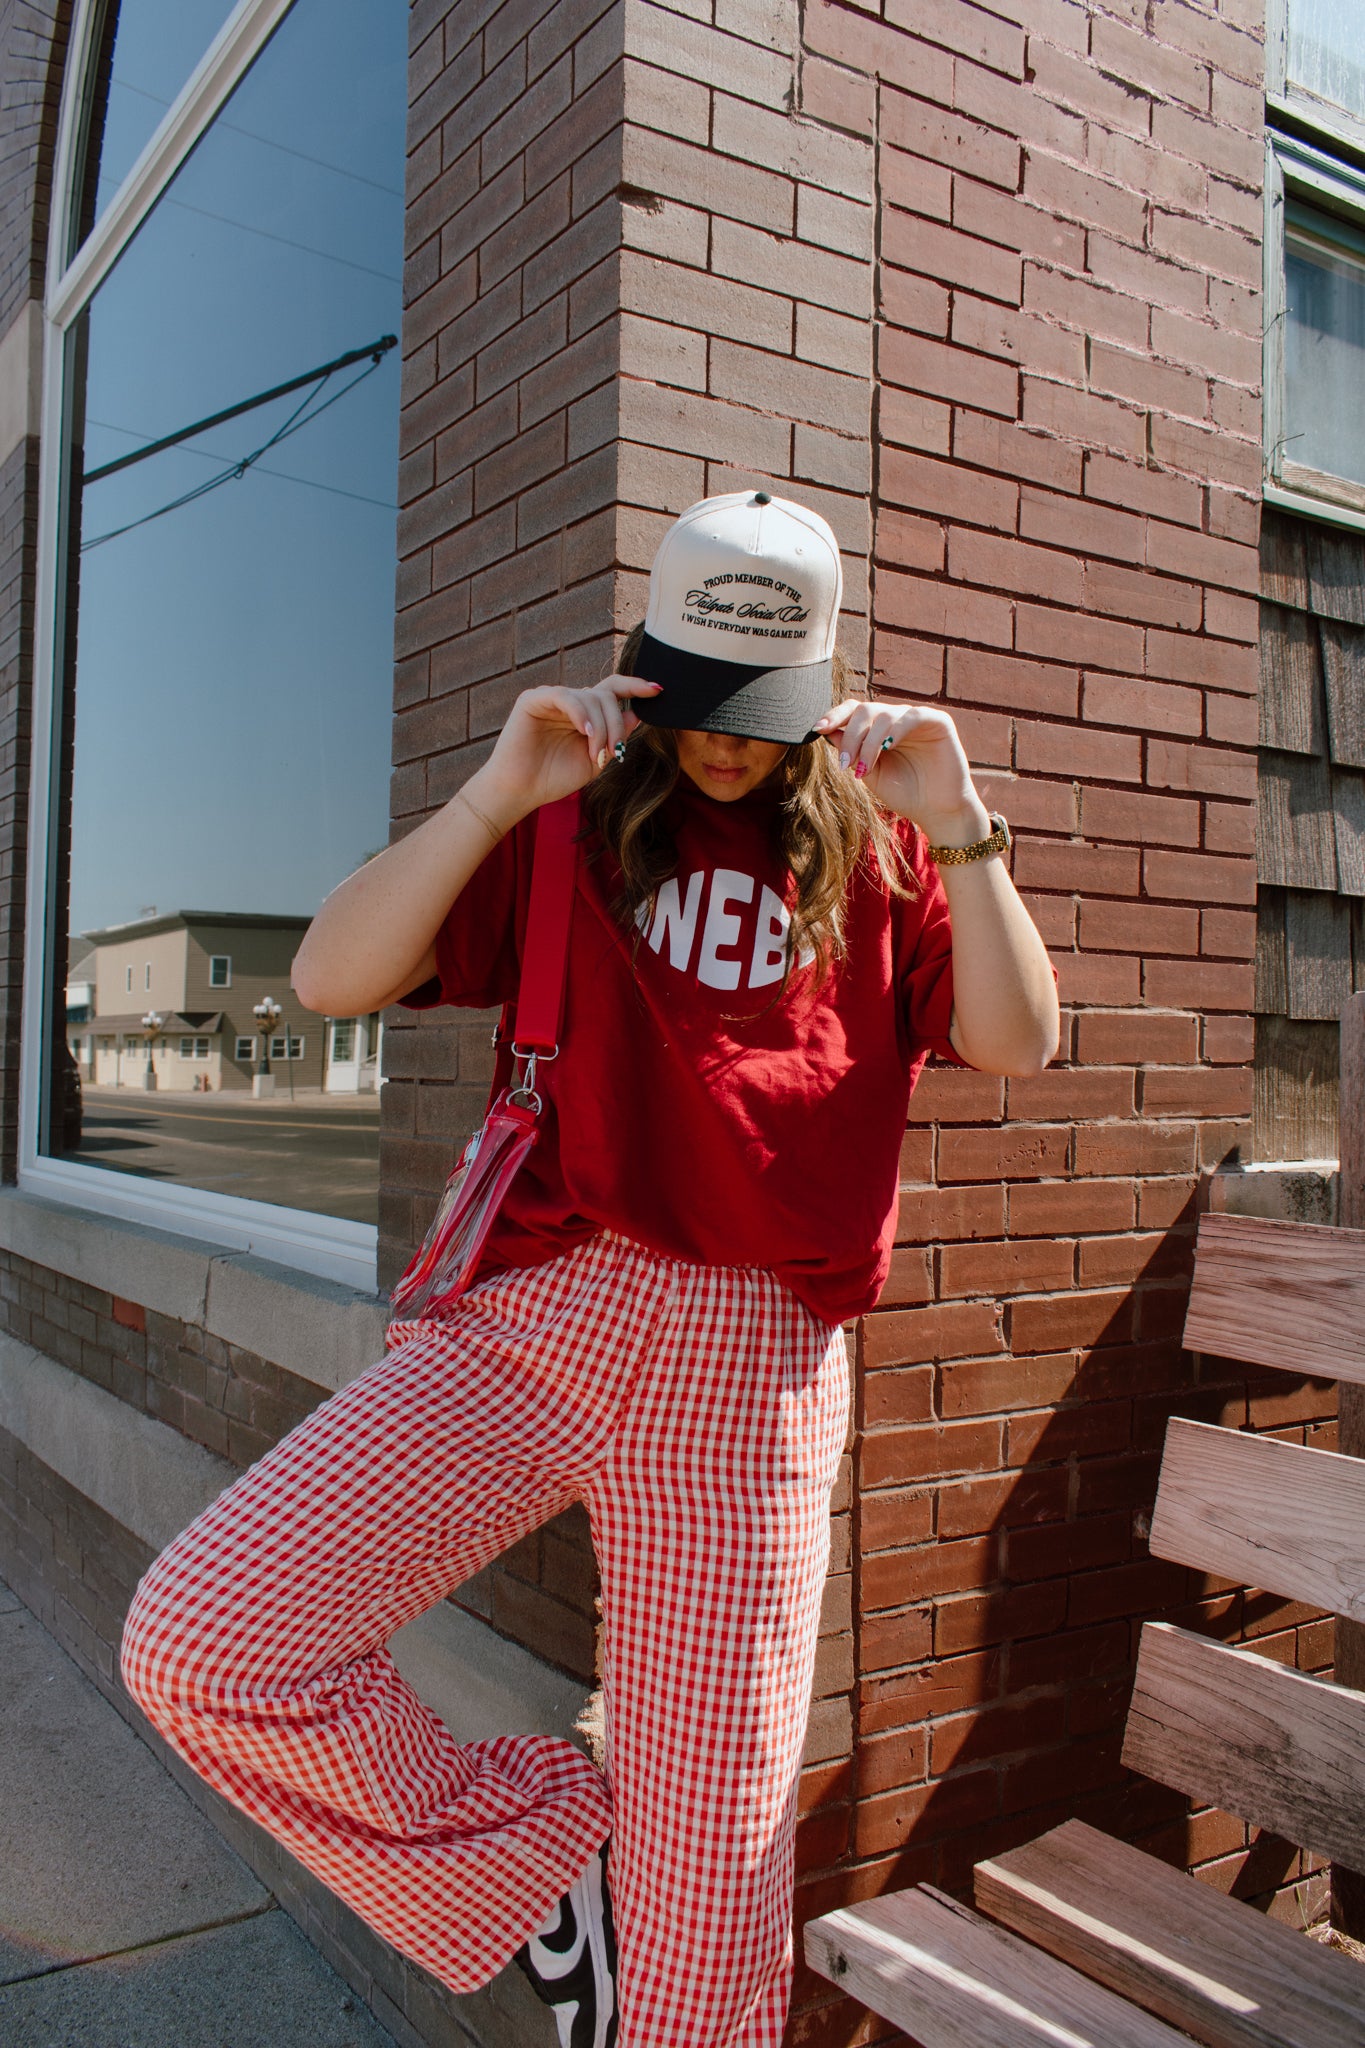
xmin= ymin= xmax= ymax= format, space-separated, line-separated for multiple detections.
xmin=862 ymin=1418 xmax=1005 ymax=1489
xmin=1019 ymin=484 xmax=1145 ymax=565
xmin=931 ymin=1693 xmax=1066 ymax=1774
xmin=1150 ymin=305 xmax=1260 ymax=387
xmin=1007 ymin=1067 xmax=1135 ymax=1120
xmin=938 ymin=1467 xmax=1071 ymax=1541
xmin=882 ymin=264 xmax=952 ymax=337
xmin=1016 ymin=721 xmax=1141 ymax=782
xmin=1204 ymin=801 xmax=1256 ymax=856
xmin=952 ymin=409 xmax=1083 ymax=494
xmin=1024 ymin=150 xmax=1148 ymax=244
xmin=937 ymin=1125 xmax=1070 ymax=1183
xmin=864 ymin=1362 xmax=934 ymax=1426
xmin=1079 ymin=898 xmax=1199 ymax=956
xmin=856 ymin=1723 xmax=929 ymax=1796
xmin=1021 ymin=376 xmax=1145 ymax=461
xmin=1201 ymin=906 xmax=1254 ymax=957
xmin=940 ymin=1238 xmax=1075 ymax=1299
xmin=1203 ymin=1013 xmax=1254 ymax=1063
xmin=1087 ymin=231 xmax=1207 ymax=317
xmin=1082 ymin=673 xmax=1201 ymax=736
xmin=935 ymin=1580 xmax=1068 ymax=1655
xmin=1143 ymin=848 xmax=1256 ymax=906
xmin=899 ymin=1128 xmax=934 ymax=1183
xmin=1010 ymin=838 xmax=1138 ymax=894
xmin=800 ymin=52 xmax=876 ymax=138
xmin=1143 ymin=956 xmax=1254 ymax=1012
xmin=1008 ymin=1289 xmax=1135 ymax=1355
xmin=882 ymin=329 xmax=1019 ymax=416
xmin=854 ymin=1767 xmax=998 ymax=1854
xmin=858 ymin=1648 xmax=999 ymax=1733
xmin=905 ymin=1066 xmax=1005 ymax=1123
xmin=862 ymin=1533 xmax=994 ymax=1608
xmin=1073 ymin=1120 xmax=1197 ymax=1176
xmin=1073 ymin=1009 xmax=1198 ymax=1064
xmin=975 ymin=773 xmax=1078 ymax=834
xmin=1149 ymin=412 xmax=1261 ymax=493
xmin=1077 ymin=1230 xmax=1190 ymax=1288
xmin=896 ymin=1183 xmax=1007 ymax=1244
xmin=876 ymin=568 xmax=1013 ymax=648
xmin=885 ymin=0 xmax=1025 ymax=77
xmin=860 ymin=1488 xmax=935 ymax=1555
xmin=1055 ymin=954 xmax=1142 ymax=1006
xmin=880 ymin=448 xmax=1017 ymax=531
xmin=1023 ymin=262 xmax=1148 ymax=353
xmin=112 ymin=1297 xmax=146 ymax=1334
xmin=1151 ymin=208 xmax=1258 ymax=288
xmin=802 ymin=0 xmax=954 ymax=102
xmin=1027 ymin=40 xmax=1152 ymax=137
xmin=858 ymin=1604 xmax=935 ymax=1677
xmin=1085 ymin=560 xmax=1203 ymax=632
xmin=938 ymin=1351 xmax=1078 ymax=1418
xmin=1083 ymin=451 xmax=1203 ymax=528
xmin=1080 ymin=785 xmax=1200 ymax=847
xmin=1087 ymin=123 xmax=1208 ymax=214
xmin=951 ymin=296 xmax=1086 ymax=385
xmin=1138 ymin=1067 xmax=1252 ymax=1117
xmin=1016 ymin=602 xmax=1145 ymax=673
xmin=1007 ymin=1178 xmax=1135 ymax=1236
xmin=863 ymin=1300 xmax=1004 ymax=1370
xmin=1151 ymin=101 xmax=1263 ymax=186
xmin=949 ymin=529 xmax=1083 ymax=606
xmin=947 ymin=648 xmax=1078 ymax=719
xmin=1204 ymin=594 xmax=1260 ymax=649
xmin=1006 ymin=1511 xmax=1131 ymax=1583
xmin=1148 ymin=520 xmax=1259 ymax=594
xmin=876 ymin=1250 xmax=936 ymax=1311
xmin=882 ymin=90 xmax=1021 ymax=195
xmin=1006 ymin=1398 xmax=1133 ymax=1464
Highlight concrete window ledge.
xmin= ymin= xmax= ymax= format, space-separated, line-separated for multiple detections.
xmin=1205 ymin=1159 xmax=1341 ymax=1227
xmin=0 ymin=1186 xmax=389 ymax=1394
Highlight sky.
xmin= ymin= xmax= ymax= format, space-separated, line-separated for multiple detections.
xmin=67 ymin=0 xmax=406 ymax=937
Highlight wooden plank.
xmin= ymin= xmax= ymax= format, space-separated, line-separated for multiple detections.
xmin=1260 ymin=607 xmax=1325 ymax=753
xmin=1259 ymin=511 xmax=1309 ymax=608
xmin=1253 ymin=1015 xmax=1340 ymax=1164
xmin=1321 ymin=621 xmax=1365 ymax=768
xmin=1333 ymin=768 xmax=1365 ymax=897
xmin=1339 ymin=991 xmax=1365 ymax=1939
xmin=1356 ymin=901 xmax=1365 ymax=994
xmin=1309 ymin=527 xmax=1365 ymax=626
xmin=1286 ymin=889 xmax=1353 ymax=1019
xmin=975 ymin=1819 xmax=1365 ymax=2048
xmin=803 ymin=1883 xmax=1194 ymax=2048
xmin=1122 ymin=1623 xmax=1365 ymax=1872
xmin=1257 ymin=749 xmax=1338 ymax=891
xmin=1149 ymin=1418 xmax=1365 ymax=1621
xmin=1253 ymin=888 xmax=1288 ymax=1015
xmin=1183 ymin=1211 xmax=1365 ymax=1382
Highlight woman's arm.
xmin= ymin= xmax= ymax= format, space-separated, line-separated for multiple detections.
xmin=292 ymin=676 xmax=661 ymax=1018
xmin=813 ymin=701 xmax=1059 ymax=1076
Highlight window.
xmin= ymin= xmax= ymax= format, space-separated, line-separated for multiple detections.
xmin=1266 ymin=6 xmax=1365 ymax=526
xmin=25 ymin=0 xmax=403 ymax=1288
xmin=144 ymin=962 xmax=151 ymax=989
xmin=270 ymin=1034 xmax=304 ymax=1061
xmin=330 ymin=1018 xmax=355 ymax=1061
xmin=235 ymin=1035 xmax=256 ymax=1061
xmin=178 ymin=1036 xmax=211 ymax=1058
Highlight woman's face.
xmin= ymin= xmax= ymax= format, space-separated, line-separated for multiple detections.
xmin=674 ymin=728 xmax=788 ymax=802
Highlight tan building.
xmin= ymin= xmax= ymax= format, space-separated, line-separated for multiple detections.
xmin=69 ymin=911 xmax=324 ymax=1094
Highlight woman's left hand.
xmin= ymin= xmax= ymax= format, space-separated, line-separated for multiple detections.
xmin=813 ymin=700 xmax=982 ymax=842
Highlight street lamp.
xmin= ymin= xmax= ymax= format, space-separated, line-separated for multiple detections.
xmin=252 ymin=996 xmax=281 ymax=1100
xmin=140 ymin=1011 xmax=163 ymax=1092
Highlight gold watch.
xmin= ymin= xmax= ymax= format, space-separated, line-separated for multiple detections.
xmin=926 ymin=812 xmax=1011 ymax=866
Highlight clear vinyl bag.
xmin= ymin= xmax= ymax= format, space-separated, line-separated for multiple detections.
xmin=387 ymin=1086 xmax=538 ymax=1321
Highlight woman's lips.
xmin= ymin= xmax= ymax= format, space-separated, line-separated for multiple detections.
xmin=703 ymin=762 xmax=747 ymax=781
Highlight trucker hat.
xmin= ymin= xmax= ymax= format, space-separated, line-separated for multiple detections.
xmin=631 ymin=490 xmax=843 ymax=744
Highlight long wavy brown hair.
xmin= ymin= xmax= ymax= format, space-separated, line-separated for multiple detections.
xmin=581 ymin=622 xmax=916 ymax=982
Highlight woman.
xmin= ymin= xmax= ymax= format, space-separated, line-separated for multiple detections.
xmin=121 ymin=491 xmax=1058 ymax=2048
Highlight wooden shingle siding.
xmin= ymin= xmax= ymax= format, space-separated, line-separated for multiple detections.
xmin=1320 ymin=620 xmax=1365 ymax=768
xmin=1255 ymin=510 xmax=1365 ymax=1159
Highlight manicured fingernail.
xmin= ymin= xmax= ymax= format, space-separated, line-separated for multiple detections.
xmin=853 ymin=760 xmax=868 ymax=780
xmin=584 ymin=725 xmax=595 ymax=739
xmin=614 ymin=740 xmax=626 ymax=763
xmin=839 ymin=751 xmax=850 ymax=770
xmin=814 ymin=717 xmax=829 ymax=729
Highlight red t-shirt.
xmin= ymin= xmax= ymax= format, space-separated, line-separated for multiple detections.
xmin=404 ymin=778 xmax=960 ymax=1326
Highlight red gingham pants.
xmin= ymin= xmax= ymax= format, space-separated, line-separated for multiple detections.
xmin=121 ymin=1233 xmax=848 ymax=2046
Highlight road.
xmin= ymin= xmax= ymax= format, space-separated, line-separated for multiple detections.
xmin=70 ymin=1088 xmax=381 ymax=1224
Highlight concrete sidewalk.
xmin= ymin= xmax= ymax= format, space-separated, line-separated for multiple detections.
xmin=0 ymin=1574 xmax=397 ymax=2048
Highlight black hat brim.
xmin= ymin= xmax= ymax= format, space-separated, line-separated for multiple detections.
xmin=630 ymin=632 xmax=833 ymax=745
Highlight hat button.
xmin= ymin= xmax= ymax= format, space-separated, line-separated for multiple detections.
xmin=752 ymin=490 xmax=771 ymax=505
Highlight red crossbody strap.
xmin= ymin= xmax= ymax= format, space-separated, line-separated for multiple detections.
xmin=513 ymin=793 xmax=579 ymax=1052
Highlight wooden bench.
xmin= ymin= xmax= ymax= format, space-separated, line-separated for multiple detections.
xmin=805 ymin=1207 xmax=1365 ymax=2047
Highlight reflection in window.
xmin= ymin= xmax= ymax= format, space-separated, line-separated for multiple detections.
xmin=49 ymin=0 xmax=404 ymax=1228
xmin=1287 ymin=0 xmax=1365 ymax=129
xmin=1283 ymin=204 xmax=1365 ymax=493
xmin=72 ymin=0 xmax=243 ymax=253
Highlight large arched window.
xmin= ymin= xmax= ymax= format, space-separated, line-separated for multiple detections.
xmin=24 ymin=0 xmax=405 ymax=1286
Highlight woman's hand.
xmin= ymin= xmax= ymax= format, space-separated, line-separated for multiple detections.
xmin=813 ymin=700 xmax=985 ymax=846
xmin=478 ymin=674 xmax=663 ymax=827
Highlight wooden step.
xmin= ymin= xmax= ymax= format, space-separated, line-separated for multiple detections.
xmin=1123 ymin=1622 xmax=1365 ymax=1874
xmin=1182 ymin=1212 xmax=1365 ymax=1383
xmin=803 ymin=1882 xmax=1196 ymax=2047
xmin=975 ymin=1819 xmax=1365 ymax=2048
xmin=1150 ymin=1418 xmax=1365 ymax=1622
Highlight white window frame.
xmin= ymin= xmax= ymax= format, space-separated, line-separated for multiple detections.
xmin=178 ymin=1036 xmax=211 ymax=1059
xmin=234 ymin=1034 xmax=256 ymax=1061
xmin=21 ymin=0 xmax=378 ymax=1290
xmin=270 ymin=1034 xmax=304 ymax=1061
xmin=209 ymin=954 xmax=231 ymax=987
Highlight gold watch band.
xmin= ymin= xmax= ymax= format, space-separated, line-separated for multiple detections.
xmin=926 ymin=812 xmax=1011 ymax=867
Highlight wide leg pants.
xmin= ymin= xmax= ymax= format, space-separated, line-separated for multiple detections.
xmin=120 ymin=1233 xmax=849 ymax=2047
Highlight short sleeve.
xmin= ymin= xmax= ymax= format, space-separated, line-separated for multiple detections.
xmin=896 ymin=830 xmax=970 ymax=1067
xmin=398 ymin=816 xmax=531 ymax=1013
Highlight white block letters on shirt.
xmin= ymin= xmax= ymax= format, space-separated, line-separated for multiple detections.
xmin=641 ymin=868 xmax=814 ymax=991
xmin=697 ymin=869 xmax=755 ymax=989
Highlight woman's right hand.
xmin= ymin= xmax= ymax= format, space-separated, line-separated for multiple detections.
xmin=476 ymin=675 xmax=664 ymax=826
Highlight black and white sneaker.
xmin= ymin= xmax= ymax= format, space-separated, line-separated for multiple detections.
xmin=514 ymin=1842 xmax=617 ymax=2048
